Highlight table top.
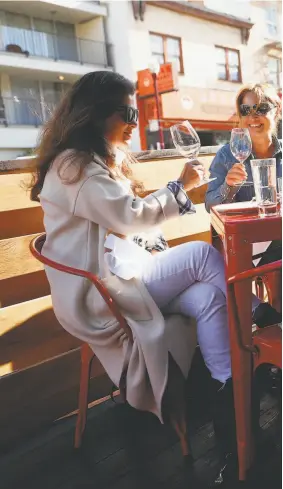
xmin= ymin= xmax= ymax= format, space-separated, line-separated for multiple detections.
xmin=211 ymin=203 xmax=282 ymax=242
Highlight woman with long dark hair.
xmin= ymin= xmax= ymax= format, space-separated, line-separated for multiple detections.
xmin=31 ymin=71 xmax=268 ymax=486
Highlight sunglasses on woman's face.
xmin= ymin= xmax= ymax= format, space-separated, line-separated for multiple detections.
xmin=117 ymin=105 xmax=139 ymax=124
xmin=239 ymin=102 xmax=275 ymax=117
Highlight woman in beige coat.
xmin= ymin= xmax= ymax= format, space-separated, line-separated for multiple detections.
xmin=30 ymin=71 xmax=263 ymax=486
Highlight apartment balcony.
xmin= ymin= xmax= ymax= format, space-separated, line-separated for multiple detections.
xmin=0 ymin=25 xmax=112 ymax=78
xmin=0 ymin=1 xmax=107 ymax=23
xmin=264 ymin=39 xmax=282 ymax=59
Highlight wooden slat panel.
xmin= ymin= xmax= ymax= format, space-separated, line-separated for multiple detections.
xmin=0 ymin=207 xmax=44 ymax=240
xmin=0 ymin=349 xmax=111 ymax=452
xmin=132 ymin=155 xmax=214 ymax=195
xmin=0 ymin=234 xmax=49 ymax=307
xmin=0 ymin=296 xmax=82 ymax=373
xmin=0 ymin=234 xmax=43 ymax=280
xmin=0 ymin=270 xmax=50 ymax=308
xmin=0 ymin=173 xmax=37 ymax=212
xmin=142 ymin=184 xmax=208 ymax=205
xmin=162 ymin=203 xmax=211 ymax=246
xmin=188 ymin=184 xmax=208 ymax=205
xmin=168 ymin=230 xmax=211 ymax=247
xmin=0 ymin=173 xmax=42 ymax=238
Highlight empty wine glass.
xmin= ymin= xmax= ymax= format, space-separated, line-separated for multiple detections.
xmin=230 ymin=128 xmax=253 ymax=186
xmin=170 ymin=120 xmax=216 ymax=187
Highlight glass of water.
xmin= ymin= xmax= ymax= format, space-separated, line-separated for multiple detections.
xmin=251 ymin=158 xmax=277 ymax=218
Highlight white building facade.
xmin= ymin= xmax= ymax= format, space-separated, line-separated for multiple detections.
xmin=106 ymin=0 xmax=282 ymax=149
xmin=0 ymin=1 xmax=281 ymax=157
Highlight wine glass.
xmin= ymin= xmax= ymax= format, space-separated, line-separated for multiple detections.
xmin=170 ymin=120 xmax=216 ymax=187
xmin=230 ymin=128 xmax=253 ymax=186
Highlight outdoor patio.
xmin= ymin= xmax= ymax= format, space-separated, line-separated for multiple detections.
xmin=0 ymin=364 xmax=281 ymax=489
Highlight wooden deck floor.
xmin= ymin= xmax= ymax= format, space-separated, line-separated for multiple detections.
xmin=0 ymin=382 xmax=281 ymax=489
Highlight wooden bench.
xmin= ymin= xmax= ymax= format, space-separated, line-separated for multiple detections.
xmin=0 ymin=150 xmax=215 ymax=450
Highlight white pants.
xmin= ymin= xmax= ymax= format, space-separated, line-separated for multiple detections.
xmin=141 ymin=241 xmax=260 ymax=384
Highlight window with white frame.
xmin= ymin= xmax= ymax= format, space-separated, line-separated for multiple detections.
xmin=0 ymin=10 xmax=77 ymax=60
xmin=267 ymin=57 xmax=282 ymax=88
xmin=265 ymin=4 xmax=278 ymax=38
xmin=7 ymin=77 xmax=71 ymax=125
xmin=150 ymin=33 xmax=184 ymax=73
xmin=216 ymin=46 xmax=241 ymax=82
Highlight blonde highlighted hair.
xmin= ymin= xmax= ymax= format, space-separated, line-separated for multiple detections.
xmin=235 ymin=83 xmax=282 ymax=131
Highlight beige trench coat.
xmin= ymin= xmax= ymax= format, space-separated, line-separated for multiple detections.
xmin=40 ymin=151 xmax=197 ymax=421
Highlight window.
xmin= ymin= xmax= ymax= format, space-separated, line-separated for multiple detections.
xmin=150 ymin=33 xmax=183 ymax=73
xmin=5 ymin=11 xmax=30 ymax=29
xmin=216 ymin=46 xmax=241 ymax=82
xmin=0 ymin=11 xmax=78 ymax=61
xmin=8 ymin=77 xmax=70 ymax=125
xmin=268 ymin=57 xmax=281 ymax=88
xmin=0 ymin=93 xmax=6 ymax=124
xmin=265 ymin=4 xmax=278 ymax=38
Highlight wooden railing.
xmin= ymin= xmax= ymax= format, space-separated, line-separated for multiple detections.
xmin=0 ymin=148 xmax=217 ymax=451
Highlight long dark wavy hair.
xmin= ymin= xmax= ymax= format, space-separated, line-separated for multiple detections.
xmin=30 ymin=71 xmax=143 ymax=202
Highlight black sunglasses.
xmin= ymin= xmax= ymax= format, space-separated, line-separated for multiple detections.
xmin=117 ymin=105 xmax=139 ymax=124
xmin=239 ymin=102 xmax=275 ymax=117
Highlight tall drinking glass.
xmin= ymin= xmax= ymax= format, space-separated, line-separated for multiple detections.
xmin=251 ymin=158 xmax=277 ymax=218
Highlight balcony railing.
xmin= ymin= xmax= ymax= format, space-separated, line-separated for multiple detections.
xmin=0 ymin=25 xmax=111 ymax=67
xmin=0 ymin=96 xmax=58 ymax=127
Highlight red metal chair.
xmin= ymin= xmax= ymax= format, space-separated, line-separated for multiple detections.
xmin=211 ymin=228 xmax=280 ymax=308
xmin=251 ymin=245 xmax=282 ymax=312
xmin=262 ymin=270 xmax=282 ymax=313
xmin=227 ymin=259 xmax=282 ymax=480
xmin=255 ymin=272 xmax=281 ymax=312
xmin=30 ymin=233 xmax=190 ymax=456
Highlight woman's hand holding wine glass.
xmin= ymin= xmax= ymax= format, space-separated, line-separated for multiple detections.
xmin=226 ymin=163 xmax=248 ymax=186
xmin=179 ymin=161 xmax=205 ymax=191
xmin=170 ymin=120 xmax=216 ymax=188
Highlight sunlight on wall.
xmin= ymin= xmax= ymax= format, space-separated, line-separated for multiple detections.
xmin=203 ymin=0 xmax=251 ymax=19
xmin=0 ymin=363 xmax=13 ymax=376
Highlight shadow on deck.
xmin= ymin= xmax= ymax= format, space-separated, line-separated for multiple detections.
xmin=0 ymin=387 xmax=281 ymax=489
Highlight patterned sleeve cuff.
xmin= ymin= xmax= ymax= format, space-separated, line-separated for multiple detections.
xmin=219 ymin=181 xmax=240 ymax=202
xmin=167 ymin=180 xmax=196 ymax=216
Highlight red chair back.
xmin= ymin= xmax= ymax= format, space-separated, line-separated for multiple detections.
xmin=227 ymin=259 xmax=282 ymax=358
xmin=30 ymin=233 xmax=133 ymax=341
